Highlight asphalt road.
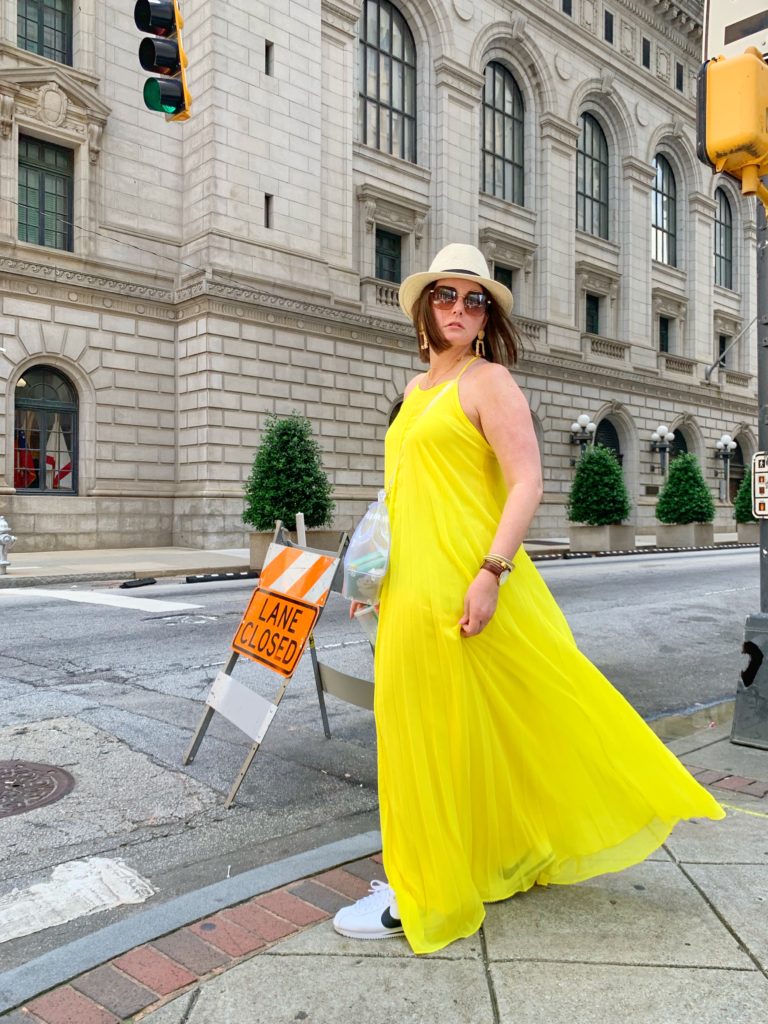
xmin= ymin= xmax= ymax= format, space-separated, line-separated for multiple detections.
xmin=0 ymin=546 xmax=757 ymax=971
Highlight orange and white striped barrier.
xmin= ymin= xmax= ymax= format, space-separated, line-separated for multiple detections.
xmin=259 ymin=543 xmax=338 ymax=607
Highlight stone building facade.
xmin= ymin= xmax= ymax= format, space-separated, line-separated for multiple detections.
xmin=0 ymin=0 xmax=757 ymax=551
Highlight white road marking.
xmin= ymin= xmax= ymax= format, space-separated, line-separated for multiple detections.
xmin=0 ymin=857 xmax=154 ymax=943
xmin=0 ymin=588 xmax=202 ymax=612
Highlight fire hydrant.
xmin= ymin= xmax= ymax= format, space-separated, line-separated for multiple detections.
xmin=0 ymin=516 xmax=16 ymax=575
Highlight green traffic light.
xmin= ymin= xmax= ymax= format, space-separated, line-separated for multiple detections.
xmin=143 ymin=77 xmax=184 ymax=114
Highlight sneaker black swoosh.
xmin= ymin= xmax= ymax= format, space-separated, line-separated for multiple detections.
xmin=381 ymin=907 xmax=403 ymax=930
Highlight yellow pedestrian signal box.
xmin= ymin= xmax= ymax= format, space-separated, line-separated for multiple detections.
xmin=134 ymin=0 xmax=191 ymax=122
xmin=697 ymin=47 xmax=768 ymax=197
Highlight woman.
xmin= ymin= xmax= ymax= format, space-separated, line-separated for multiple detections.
xmin=334 ymin=244 xmax=724 ymax=955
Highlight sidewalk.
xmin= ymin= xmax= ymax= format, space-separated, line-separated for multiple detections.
xmin=1 ymin=717 xmax=767 ymax=1024
xmin=0 ymin=532 xmax=747 ymax=588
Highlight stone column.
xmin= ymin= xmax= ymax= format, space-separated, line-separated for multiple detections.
xmin=688 ymin=191 xmax=717 ymax=364
xmin=321 ymin=0 xmax=360 ymax=280
xmin=537 ymin=114 xmax=580 ymax=333
xmin=431 ymin=57 xmax=484 ymax=250
xmin=620 ymin=157 xmax=656 ymax=363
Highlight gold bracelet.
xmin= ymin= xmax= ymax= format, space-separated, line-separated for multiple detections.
xmin=484 ymin=553 xmax=515 ymax=572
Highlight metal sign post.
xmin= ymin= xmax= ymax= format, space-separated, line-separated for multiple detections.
xmin=732 ymin=198 xmax=768 ymax=748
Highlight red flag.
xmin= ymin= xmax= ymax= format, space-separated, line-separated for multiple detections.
xmin=14 ymin=429 xmax=36 ymax=488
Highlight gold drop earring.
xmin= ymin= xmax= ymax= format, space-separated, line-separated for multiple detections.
xmin=419 ymin=323 xmax=429 ymax=354
xmin=475 ymin=328 xmax=486 ymax=358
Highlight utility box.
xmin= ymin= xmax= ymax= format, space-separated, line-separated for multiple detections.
xmin=731 ymin=612 xmax=768 ymax=749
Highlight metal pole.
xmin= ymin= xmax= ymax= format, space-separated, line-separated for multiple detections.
xmin=759 ymin=199 xmax=768 ymax=613
xmin=732 ymin=195 xmax=768 ymax=748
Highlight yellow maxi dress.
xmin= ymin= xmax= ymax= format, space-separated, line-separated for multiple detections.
xmin=373 ymin=369 xmax=725 ymax=955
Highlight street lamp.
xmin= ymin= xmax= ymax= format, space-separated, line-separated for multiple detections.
xmin=569 ymin=413 xmax=597 ymax=465
xmin=715 ymin=432 xmax=738 ymax=501
xmin=650 ymin=424 xmax=676 ymax=476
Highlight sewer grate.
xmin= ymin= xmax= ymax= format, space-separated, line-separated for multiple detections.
xmin=0 ymin=760 xmax=75 ymax=820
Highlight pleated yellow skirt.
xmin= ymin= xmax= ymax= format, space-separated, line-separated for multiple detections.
xmin=374 ymin=380 xmax=724 ymax=955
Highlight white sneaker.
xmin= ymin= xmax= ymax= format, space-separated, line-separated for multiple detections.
xmin=333 ymin=880 xmax=404 ymax=940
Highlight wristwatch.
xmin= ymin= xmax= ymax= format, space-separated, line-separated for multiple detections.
xmin=480 ymin=558 xmax=512 ymax=586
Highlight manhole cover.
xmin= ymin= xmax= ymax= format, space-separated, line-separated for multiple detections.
xmin=0 ymin=761 xmax=75 ymax=820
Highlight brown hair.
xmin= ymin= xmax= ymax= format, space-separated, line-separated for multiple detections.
xmin=413 ymin=284 xmax=520 ymax=366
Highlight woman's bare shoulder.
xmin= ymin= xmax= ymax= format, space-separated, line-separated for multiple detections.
xmin=403 ymin=372 xmax=428 ymax=398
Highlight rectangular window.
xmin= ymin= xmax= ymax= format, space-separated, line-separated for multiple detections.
xmin=494 ymin=265 xmax=514 ymax=291
xmin=604 ymin=11 xmax=614 ymax=44
xmin=18 ymin=135 xmax=73 ymax=251
xmin=562 ymin=0 xmax=572 ymax=15
xmin=264 ymin=194 xmax=273 ymax=228
xmin=718 ymin=334 xmax=729 ymax=368
xmin=375 ymin=228 xmax=402 ymax=282
xmin=585 ymin=294 xmax=600 ymax=335
xmin=17 ymin=0 xmax=72 ymax=65
xmin=659 ymin=315 xmax=671 ymax=353
xmin=265 ymin=40 xmax=274 ymax=76
xmin=642 ymin=38 xmax=651 ymax=69
xmin=675 ymin=62 xmax=684 ymax=92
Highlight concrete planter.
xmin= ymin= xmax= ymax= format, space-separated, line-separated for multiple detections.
xmin=568 ymin=524 xmax=635 ymax=552
xmin=249 ymin=528 xmax=343 ymax=570
xmin=737 ymin=522 xmax=760 ymax=544
xmin=655 ymin=523 xmax=715 ymax=548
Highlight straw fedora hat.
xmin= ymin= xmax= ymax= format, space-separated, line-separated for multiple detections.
xmin=398 ymin=243 xmax=514 ymax=321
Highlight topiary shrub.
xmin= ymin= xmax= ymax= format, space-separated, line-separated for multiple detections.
xmin=567 ymin=444 xmax=631 ymax=526
xmin=242 ymin=413 xmax=335 ymax=532
xmin=656 ymin=452 xmax=715 ymax=525
xmin=734 ymin=467 xmax=757 ymax=524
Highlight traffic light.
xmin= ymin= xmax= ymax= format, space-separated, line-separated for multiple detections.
xmin=697 ymin=47 xmax=768 ymax=197
xmin=134 ymin=0 xmax=191 ymax=122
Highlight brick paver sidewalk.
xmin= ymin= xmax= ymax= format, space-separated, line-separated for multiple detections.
xmin=3 ymin=760 xmax=766 ymax=1023
xmin=1 ymin=855 xmax=385 ymax=1024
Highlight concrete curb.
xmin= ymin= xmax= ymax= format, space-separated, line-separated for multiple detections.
xmin=0 ymin=565 xmax=249 ymax=590
xmin=0 ymin=831 xmax=382 ymax=1014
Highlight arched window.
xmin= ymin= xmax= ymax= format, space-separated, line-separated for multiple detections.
xmin=714 ymin=188 xmax=733 ymax=289
xmin=651 ymin=155 xmax=677 ymax=266
xmin=358 ymin=0 xmax=416 ymax=162
xmin=595 ymin=419 xmax=622 ymax=464
xmin=14 ymin=365 xmax=77 ymax=493
xmin=576 ymin=113 xmax=609 ymax=239
xmin=730 ymin=440 xmax=745 ymax=503
xmin=670 ymin=431 xmax=689 ymax=461
xmin=481 ymin=62 xmax=524 ymax=205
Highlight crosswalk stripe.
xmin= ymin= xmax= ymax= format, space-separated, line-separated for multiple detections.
xmin=0 ymin=589 xmax=202 ymax=612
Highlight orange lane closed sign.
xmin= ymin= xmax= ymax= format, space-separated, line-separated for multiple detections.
xmin=231 ymin=588 xmax=319 ymax=678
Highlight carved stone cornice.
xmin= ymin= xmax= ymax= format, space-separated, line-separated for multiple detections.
xmin=479 ymin=226 xmax=537 ymax=269
xmin=0 ymin=62 xmax=110 ymax=159
xmin=321 ymin=0 xmax=362 ymax=38
xmin=0 ymin=66 xmax=109 ymax=122
xmin=689 ymin=191 xmax=717 ymax=218
xmin=176 ymin=277 xmax=415 ymax=349
xmin=539 ymin=113 xmax=581 ymax=150
xmin=623 ymin=156 xmax=657 ymax=188
xmin=433 ymin=57 xmax=484 ymax=104
xmin=0 ymin=252 xmax=175 ymax=310
xmin=356 ymin=183 xmax=431 ymax=240
xmin=622 ymin=0 xmax=702 ymax=40
xmin=519 ymin=349 xmax=755 ymax=418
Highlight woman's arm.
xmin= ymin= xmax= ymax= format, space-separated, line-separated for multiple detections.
xmin=458 ymin=364 xmax=543 ymax=636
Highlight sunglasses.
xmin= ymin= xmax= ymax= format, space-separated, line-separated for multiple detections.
xmin=429 ymin=285 xmax=490 ymax=314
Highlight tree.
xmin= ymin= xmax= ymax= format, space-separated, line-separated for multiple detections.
xmin=567 ymin=444 xmax=631 ymax=526
xmin=242 ymin=413 xmax=334 ymax=532
xmin=656 ymin=452 xmax=715 ymax=525
xmin=734 ymin=466 xmax=757 ymax=524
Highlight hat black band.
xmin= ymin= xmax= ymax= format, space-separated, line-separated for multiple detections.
xmin=438 ymin=268 xmax=480 ymax=276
